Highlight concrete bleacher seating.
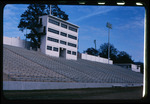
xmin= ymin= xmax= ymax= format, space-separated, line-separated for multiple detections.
xmin=3 ymin=45 xmax=143 ymax=84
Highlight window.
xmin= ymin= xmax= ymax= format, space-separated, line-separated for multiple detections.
xmin=53 ymin=47 xmax=58 ymax=52
xmin=49 ymin=19 xmax=60 ymax=26
xmin=60 ymin=40 xmax=67 ymax=45
xmin=67 ymin=50 xmax=71 ymax=54
xmin=48 ymin=28 xmax=59 ymax=34
xmin=47 ymin=46 xmax=52 ymax=50
xmin=47 ymin=37 xmax=59 ymax=43
xmin=69 ymin=26 xmax=77 ymax=32
xmin=60 ymin=32 xmax=67 ymax=37
xmin=72 ymin=51 xmax=76 ymax=55
xmin=68 ymin=42 xmax=76 ymax=48
xmin=68 ymin=34 xmax=77 ymax=40
xmin=61 ymin=23 xmax=67 ymax=29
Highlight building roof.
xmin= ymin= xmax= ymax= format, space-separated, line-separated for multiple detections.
xmin=40 ymin=15 xmax=79 ymax=28
xmin=3 ymin=44 xmax=143 ymax=84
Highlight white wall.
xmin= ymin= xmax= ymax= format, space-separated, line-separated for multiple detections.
xmin=81 ymin=53 xmax=113 ymax=64
xmin=66 ymin=54 xmax=77 ymax=60
xmin=3 ymin=36 xmax=31 ymax=49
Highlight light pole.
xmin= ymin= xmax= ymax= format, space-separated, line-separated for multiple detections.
xmin=49 ymin=5 xmax=51 ymax=15
xmin=106 ymin=22 xmax=112 ymax=64
xmin=94 ymin=39 xmax=96 ymax=49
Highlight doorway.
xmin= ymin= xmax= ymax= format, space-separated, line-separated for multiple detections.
xmin=59 ymin=47 xmax=66 ymax=58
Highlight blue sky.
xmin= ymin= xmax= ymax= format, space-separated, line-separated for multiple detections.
xmin=3 ymin=4 xmax=145 ymax=62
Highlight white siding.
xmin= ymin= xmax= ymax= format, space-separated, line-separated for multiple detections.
xmin=81 ymin=53 xmax=113 ymax=64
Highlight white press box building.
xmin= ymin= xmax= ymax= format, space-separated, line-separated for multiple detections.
xmin=38 ymin=15 xmax=79 ymax=60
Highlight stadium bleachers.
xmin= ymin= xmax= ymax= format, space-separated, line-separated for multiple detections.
xmin=3 ymin=44 xmax=143 ymax=83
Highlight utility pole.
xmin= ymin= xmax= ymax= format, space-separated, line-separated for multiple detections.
xmin=106 ymin=22 xmax=112 ymax=64
xmin=49 ymin=5 xmax=51 ymax=15
xmin=94 ymin=40 xmax=96 ymax=49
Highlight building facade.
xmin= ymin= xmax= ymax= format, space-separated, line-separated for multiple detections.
xmin=39 ymin=15 xmax=79 ymax=60
xmin=115 ymin=63 xmax=141 ymax=72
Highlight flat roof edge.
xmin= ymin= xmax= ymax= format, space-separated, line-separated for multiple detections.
xmin=48 ymin=15 xmax=79 ymax=28
xmin=39 ymin=15 xmax=79 ymax=28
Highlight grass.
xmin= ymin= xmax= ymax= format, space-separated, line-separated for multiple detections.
xmin=3 ymin=87 xmax=143 ymax=100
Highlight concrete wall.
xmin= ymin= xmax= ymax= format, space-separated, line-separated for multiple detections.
xmin=3 ymin=81 xmax=143 ymax=90
xmin=3 ymin=36 xmax=31 ymax=49
xmin=81 ymin=53 xmax=113 ymax=64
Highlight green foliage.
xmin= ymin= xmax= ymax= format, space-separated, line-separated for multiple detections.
xmin=18 ymin=4 xmax=69 ymax=48
xmin=116 ymin=51 xmax=134 ymax=63
xmin=99 ymin=43 xmax=118 ymax=60
xmin=83 ymin=47 xmax=99 ymax=56
xmin=84 ymin=43 xmax=134 ymax=64
xmin=99 ymin=43 xmax=134 ymax=63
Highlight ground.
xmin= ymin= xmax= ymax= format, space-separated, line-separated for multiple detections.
xmin=3 ymin=87 xmax=143 ymax=100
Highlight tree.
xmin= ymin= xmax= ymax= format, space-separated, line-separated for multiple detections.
xmin=99 ymin=43 xmax=118 ymax=62
xmin=116 ymin=51 xmax=134 ymax=63
xmin=83 ymin=47 xmax=99 ymax=56
xmin=18 ymin=4 xmax=69 ymax=49
xmin=84 ymin=43 xmax=134 ymax=64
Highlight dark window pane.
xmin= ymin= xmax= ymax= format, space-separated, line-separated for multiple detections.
xmin=68 ymin=34 xmax=77 ymax=40
xmin=61 ymin=23 xmax=67 ymax=29
xmin=60 ymin=32 xmax=67 ymax=37
xmin=68 ymin=42 xmax=76 ymax=48
xmin=47 ymin=46 xmax=52 ymax=50
xmin=53 ymin=47 xmax=58 ymax=52
xmin=48 ymin=28 xmax=59 ymax=34
xmin=69 ymin=26 xmax=77 ymax=32
xmin=47 ymin=37 xmax=59 ymax=43
xmin=72 ymin=51 xmax=76 ymax=55
xmin=67 ymin=50 xmax=71 ymax=54
xmin=49 ymin=19 xmax=60 ymax=26
xmin=60 ymin=40 xmax=67 ymax=45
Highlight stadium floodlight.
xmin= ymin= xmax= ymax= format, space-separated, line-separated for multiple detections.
xmin=98 ymin=2 xmax=105 ymax=5
xmin=136 ymin=2 xmax=143 ymax=6
xmin=117 ymin=2 xmax=125 ymax=5
xmin=79 ymin=2 xmax=85 ymax=4
xmin=106 ymin=22 xmax=112 ymax=64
